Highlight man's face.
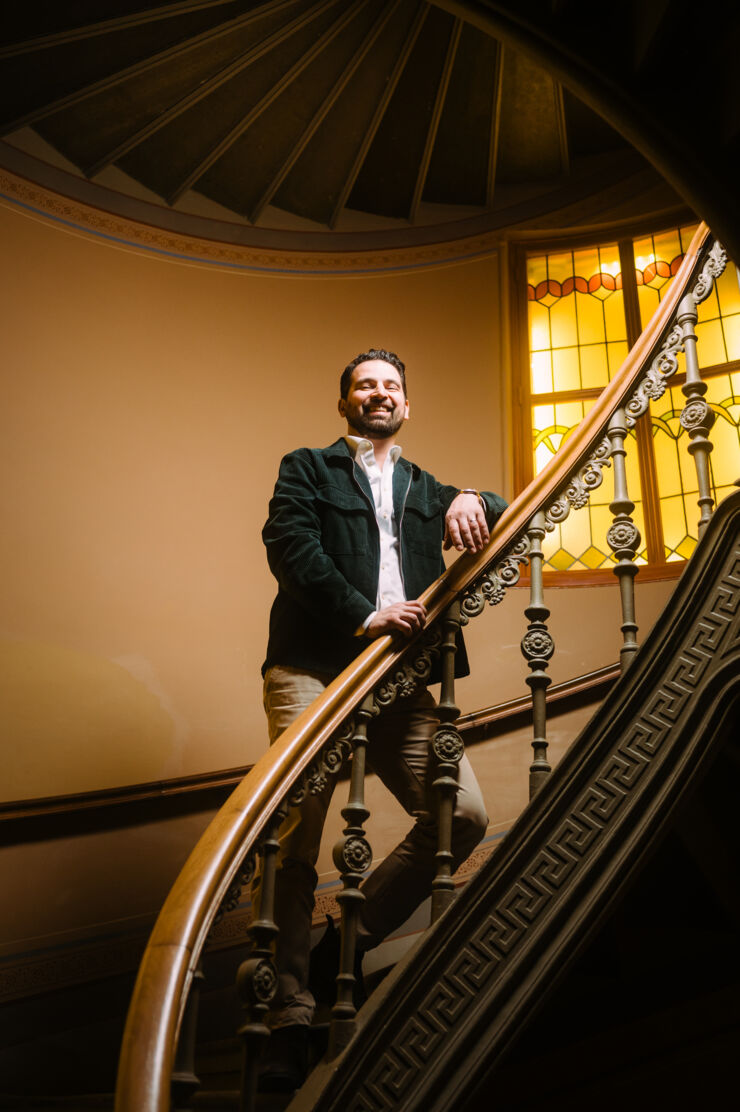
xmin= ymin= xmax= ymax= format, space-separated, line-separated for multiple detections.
xmin=338 ymin=359 xmax=409 ymax=439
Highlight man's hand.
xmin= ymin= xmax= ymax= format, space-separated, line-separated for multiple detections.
xmin=444 ymin=492 xmax=489 ymax=553
xmin=365 ymin=600 xmax=427 ymax=639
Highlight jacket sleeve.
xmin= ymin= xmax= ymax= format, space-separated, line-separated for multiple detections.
xmin=262 ymin=450 xmax=375 ymax=635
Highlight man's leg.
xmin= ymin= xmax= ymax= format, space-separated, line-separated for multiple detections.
xmin=252 ymin=665 xmax=334 ymax=1028
xmin=357 ymin=687 xmax=488 ymax=948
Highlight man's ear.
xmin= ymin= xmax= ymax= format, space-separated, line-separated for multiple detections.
xmin=338 ymin=397 xmax=346 ymax=419
xmin=404 ymin=399 xmax=410 ymax=421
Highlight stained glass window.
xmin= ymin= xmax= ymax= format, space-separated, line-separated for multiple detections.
xmin=525 ymin=224 xmax=740 ymax=573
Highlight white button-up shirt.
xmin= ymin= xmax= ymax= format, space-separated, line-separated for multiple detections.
xmin=345 ymin=436 xmax=405 ymax=627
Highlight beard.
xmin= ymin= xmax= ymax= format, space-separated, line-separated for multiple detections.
xmin=349 ymin=402 xmax=406 ymax=439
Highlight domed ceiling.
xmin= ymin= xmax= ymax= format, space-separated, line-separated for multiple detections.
xmin=0 ymin=0 xmax=681 ymax=247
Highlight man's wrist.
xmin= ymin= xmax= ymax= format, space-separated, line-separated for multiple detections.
xmin=354 ymin=611 xmax=377 ymax=637
xmin=458 ymin=488 xmax=486 ymax=509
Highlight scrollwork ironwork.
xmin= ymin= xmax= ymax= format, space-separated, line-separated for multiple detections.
xmin=626 ymin=240 xmax=726 ymax=427
xmin=544 ymin=437 xmax=613 ymax=531
xmin=461 ymin=538 xmax=531 ymax=623
xmin=213 ymin=851 xmax=257 ymax=926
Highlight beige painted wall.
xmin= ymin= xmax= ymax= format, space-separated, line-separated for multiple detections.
xmin=1 ymin=200 xmax=510 ymax=802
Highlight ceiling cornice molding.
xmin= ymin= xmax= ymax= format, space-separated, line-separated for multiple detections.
xmin=0 ymin=162 xmax=506 ymax=277
xmin=0 ymin=141 xmax=677 ymax=276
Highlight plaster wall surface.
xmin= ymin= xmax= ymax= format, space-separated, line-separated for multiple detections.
xmin=1 ymin=199 xmax=506 ymax=802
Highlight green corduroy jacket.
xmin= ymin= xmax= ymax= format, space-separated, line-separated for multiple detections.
xmin=262 ymin=438 xmax=507 ymax=679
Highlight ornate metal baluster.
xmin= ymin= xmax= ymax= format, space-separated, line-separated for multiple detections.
xmin=521 ymin=511 xmax=553 ymax=797
xmin=236 ymin=803 xmax=287 ymax=1112
xmin=677 ymin=292 xmax=716 ymax=536
xmin=327 ymin=694 xmax=375 ymax=1060
xmin=431 ymin=600 xmax=465 ymax=921
xmin=607 ymin=406 xmax=641 ymax=670
xmin=170 ymin=959 xmax=204 ymax=1110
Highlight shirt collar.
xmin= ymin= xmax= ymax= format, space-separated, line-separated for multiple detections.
xmin=344 ymin=435 xmax=402 ymax=465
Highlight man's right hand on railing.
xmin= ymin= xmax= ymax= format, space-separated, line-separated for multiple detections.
xmin=364 ymin=600 xmax=427 ymax=639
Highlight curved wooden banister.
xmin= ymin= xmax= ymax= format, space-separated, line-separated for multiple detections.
xmin=115 ymin=222 xmax=713 ymax=1112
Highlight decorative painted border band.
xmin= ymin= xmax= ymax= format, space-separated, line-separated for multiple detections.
xmin=0 ymin=167 xmax=501 ymax=277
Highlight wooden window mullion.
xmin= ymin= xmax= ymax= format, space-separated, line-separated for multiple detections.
xmin=510 ymin=243 xmax=534 ymax=492
xmin=619 ymin=238 xmax=665 ymax=564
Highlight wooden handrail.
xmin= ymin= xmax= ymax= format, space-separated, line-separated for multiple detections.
xmin=115 ymin=223 xmax=712 ymax=1112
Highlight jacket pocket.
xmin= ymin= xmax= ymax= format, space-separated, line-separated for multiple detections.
xmin=316 ymin=485 xmax=373 ymax=556
xmin=403 ymin=497 xmax=443 ymax=554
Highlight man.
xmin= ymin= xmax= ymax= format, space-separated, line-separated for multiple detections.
xmin=257 ymin=348 xmax=507 ymax=1087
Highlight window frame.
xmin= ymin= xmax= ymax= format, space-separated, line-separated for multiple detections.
xmin=509 ymin=215 xmax=721 ymax=586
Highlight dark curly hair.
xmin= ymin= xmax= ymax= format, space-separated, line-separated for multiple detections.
xmin=340 ymin=348 xmax=407 ymax=398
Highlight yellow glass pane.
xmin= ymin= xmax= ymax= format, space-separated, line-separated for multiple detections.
xmin=678 ymin=223 xmax=699 ymax=253
xmin=580 ymin=343 xmax=609 ymax=389
xmin=575 ymin=291 xmax=606 ymax=345
xmin=603 ymin=289 xmax=628 ymax=342
xmin=556 ymin=400 xmax=586 ymax=428
xmin=637 ymin=282 xmax=661 ymax=328
xmin=547 ymin=547 xmax=577 ymax=571
xmin=697 ymin=283 xmax=721 ymax=322
xmin=550 ymin=294 xmax=578 ymax=349
xmin=722 ymin=314 xmax=740 ymax=361
xmin=607 ymin=340 xmax=629 ymax=378
xmin=696 ymin=318 xmax=728 ymax=366
xmin=675 ymin=534 xmax=697 ymax=559
xmin=597 ymin=244 xmax=621 ymax=276
xmin=547 ymin=250 xmax=575 ymax=283
xmin=527 ymin=254 xmax=548 ymax=287
xmin=590 ymin=503 xmax=613 ymax=544
xmin=529 ymin=300 xmax=551 ymax=352
xmin=625 ymin=431 xmax=642 ymax=490
xmin=651 ymin=229 xmax=682 ymax=268
xmin=551 ymin=346 xmax=581 ymax=392
xmin=531 ymin=349 xmax=553 ymax=394
xmin=574 ymin=246 xmax=600 ymax=281
xmin=653 ymin=429 xmax=683 ymax=497
xmin=716 ymin=266 xmax=740 ymax=318
xmin=533 ymin=403 xmax=555 ymax=431
xmin=581 ymin=545 xmax=609 ymax=569
xmin=558 ymin=508 xmax=591 ymax=559
xmin=661 ymin=494 xmax=691 ymax=552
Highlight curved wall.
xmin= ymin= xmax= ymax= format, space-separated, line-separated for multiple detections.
xmin=1 ymin=186 xmax=510 ymax=801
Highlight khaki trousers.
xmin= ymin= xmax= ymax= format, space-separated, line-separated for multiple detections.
xmin=254 ymin=664 xmax=488 ymax=1027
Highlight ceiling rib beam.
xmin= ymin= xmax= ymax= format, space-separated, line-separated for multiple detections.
xmin=249 ymin=0 xmax=401 ymax=224
xmin=0 ymin=0 xmax=305 ymax=136
xmin=555 ymin=80 xmax=570 ymax=175
xmin=408 ymin=16 xmax=462 ymax=223
xmin=486 ymin=40 xmax=504 ymax=207
xmin=85 ymin=0 xmax=341 ymax=179
xmin=0 ymin=0 xmax=235 ymax=58
xmin=329 ymin=2 xmax=428 ymax=229
xmin=168 ymin=0 xmax=363 ymax=205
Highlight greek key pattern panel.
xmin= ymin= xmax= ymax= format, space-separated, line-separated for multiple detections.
xmin=345 ymin=541 xmax=740 ymax=1112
